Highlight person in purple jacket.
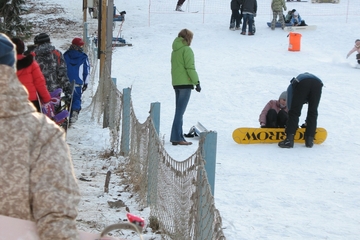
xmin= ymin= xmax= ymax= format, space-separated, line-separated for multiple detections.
xmin=259 ymin=91 xmax=288 ymax=128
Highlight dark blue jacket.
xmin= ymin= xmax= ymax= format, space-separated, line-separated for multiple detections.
xmin=241 ymin=0 xmax=257 ymax=14
xmin=231 ymin=0 xmax=241 ymax=10
xmin=286 ymin=72 xmax=322 ymax=110
xmin=63 ymin=49 xmax=90 ymax=86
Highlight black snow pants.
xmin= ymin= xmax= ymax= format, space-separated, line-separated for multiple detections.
xmin=286 ymin=78 xmax=323 ymax=138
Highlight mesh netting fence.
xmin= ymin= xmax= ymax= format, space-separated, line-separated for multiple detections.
xmin=86 ymin=34 xmax=226 ymax=239
xmin=124 ymin=103 xmax=226 ymax=239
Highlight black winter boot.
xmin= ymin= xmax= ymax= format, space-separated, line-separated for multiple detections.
xmin=278 ymin=134 xmax=294 ymax=148
xmin=175 ymin=4 xmax=183 ymax=11
xmin=305 ymin=136 xmax=314 ymax=148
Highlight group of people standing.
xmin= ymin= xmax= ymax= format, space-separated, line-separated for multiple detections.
xmin=230 ymin=0 xmax=257 ymax=35
xmin=230 ymin=0 xmax=307 ymax=33
xmin=10 ymin=33 xmax=89 ymax=124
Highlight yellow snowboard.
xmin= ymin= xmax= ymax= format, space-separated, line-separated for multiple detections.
xmin=232 ymin=127 xmax=327 ymax=144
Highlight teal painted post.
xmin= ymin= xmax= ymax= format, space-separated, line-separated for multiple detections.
xmin=84 ymin=22 xmax=88 ymax=46
xmin=120 ymin=88 xmax=131 ymax=156
xmin=200 ymin=131 xmax=217 ymax=196
xmin=197 ymin=131 xmax=217 ymax=239
xmin=149 ymin=102 xmax=160 ymax=135
xmin=147 ymin=102 xmax=160 ymax=206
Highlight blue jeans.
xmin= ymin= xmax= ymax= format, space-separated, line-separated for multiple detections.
xmin=242 ymin=13 xmax=254 ymax=33
xmin=170 ymin=88 xmax=191 ymax=142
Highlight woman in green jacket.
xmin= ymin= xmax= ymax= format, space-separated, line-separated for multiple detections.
xmin=170 ymin=29 xmax=201 ymax=146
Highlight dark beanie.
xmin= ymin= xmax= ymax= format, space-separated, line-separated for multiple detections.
xmin=11 ymin=37 xmax=25 ymax=54
xmin=34 ymin=33 xmax=50 ymax=45
xmin=0 ymin=33 xmax=15 ymax=68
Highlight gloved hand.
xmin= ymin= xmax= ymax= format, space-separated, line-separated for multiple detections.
xmin=82 ymin=84 xmax=88 ymax=92
xmin=195 ymin=83 xmax=201 ymax=92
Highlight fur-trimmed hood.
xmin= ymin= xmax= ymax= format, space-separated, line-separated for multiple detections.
xmin=16 ymin=54 xmax=34 ymax=71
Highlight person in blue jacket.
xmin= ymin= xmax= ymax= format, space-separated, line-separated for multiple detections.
xmin=64 ymin=37 xmax=90 ymax=124
xmin=290 ymin=10 xmax=307 ymax=26
xmin=278 ymin=72 xmax=323 ymax=148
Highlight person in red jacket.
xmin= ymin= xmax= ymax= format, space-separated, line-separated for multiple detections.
xmin=11 ymin=38 xmax=51 ymax=112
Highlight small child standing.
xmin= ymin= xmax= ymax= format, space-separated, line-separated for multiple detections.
xmin=271 ymin=0 xmax=287 ymax=30
xmin=229 ymin=0 xmax=242 ymax=30
xmin=346 ymin=39 xmax=360 ymax=66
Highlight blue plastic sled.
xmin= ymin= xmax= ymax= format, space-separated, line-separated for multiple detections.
xmin=267 ymin=22 xmax=293 ymax=28
xmin=112 ymin=37 xmax=126 ymax=43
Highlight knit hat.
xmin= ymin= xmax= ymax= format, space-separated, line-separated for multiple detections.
xmin=34 ymin=33 xmax=50 ymax=45
xmin=355 ymin=39 xmax=360 ymax=43
xmin=11 ymin=37 xmax=25 ymax=54
xmin=279 ymin=91 xmax=287 ymax=101
xmin=72 ymin=37 xmax=84 ymax=47
xmin=0 ymin=33 xmax=15 ymax=68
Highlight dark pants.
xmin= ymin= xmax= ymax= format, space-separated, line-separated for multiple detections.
xmin=177 ymin=0 xmax=186 ymax=5
xmin=286 ymin=79 xmax=323 ymax=137
xmin=266 ymin=109 xmax=288 ymax=128
xmin=31 ymin=100 xmax=41 ymax=112
xmin=230 ymin=9 xmax=241 ymax=28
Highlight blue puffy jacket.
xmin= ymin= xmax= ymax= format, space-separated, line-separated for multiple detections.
xmin=64 ymin=49 xmax=90 ymax=86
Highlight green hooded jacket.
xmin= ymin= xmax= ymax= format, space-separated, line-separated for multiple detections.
xmin=171 ymin=37 xmax=199 ymax=88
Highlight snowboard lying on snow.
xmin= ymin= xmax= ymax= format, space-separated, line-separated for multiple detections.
xmin=266 ymin=22 xmax=317 ymax=31
xmin=0 ymin=213 xmax=144 ymax=240
xmin=284 ymin=25 xmax=317 ymax=31
xmin=232 ymin=127 xmax=327 ymax=144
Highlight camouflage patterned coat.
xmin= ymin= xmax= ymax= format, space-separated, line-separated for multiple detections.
xmin=0 ymin=65 xmax=80 ymax=240
xmin=271 ymin=0 xmax=287 ymax=12
xmin=33 ymin=43 xmax=72 ymax=95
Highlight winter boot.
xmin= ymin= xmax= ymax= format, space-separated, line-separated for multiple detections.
xmin=271 ymin=21 xmax=275 ymax=30
xmin=70 ymin=110 xmax=79 ymax=124
xmin=175 ymin=5 xmax=183 ymax=11
xmin=278 ymin=134 xmax=294 ymax=148
xmin=305 ymin=136 xmax=314 ymax=148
